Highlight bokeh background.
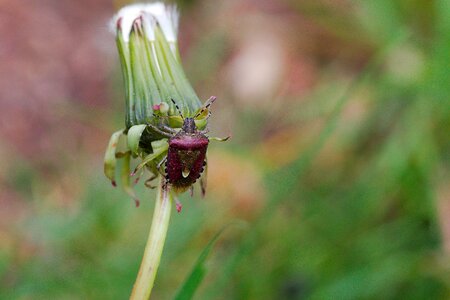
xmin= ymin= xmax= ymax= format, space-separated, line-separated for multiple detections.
xmin=1 ymin=0 xmax=449 ymax=299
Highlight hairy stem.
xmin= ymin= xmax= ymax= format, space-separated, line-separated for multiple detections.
xmin=130 ymin=177 xmax=172 ymax=300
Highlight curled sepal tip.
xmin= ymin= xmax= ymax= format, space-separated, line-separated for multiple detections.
xmin=104 ymin=129 xmax=125 ymax=186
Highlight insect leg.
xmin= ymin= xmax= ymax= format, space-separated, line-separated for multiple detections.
xmin=121 ymin=151 xmax=140 ymax=207
xmin=160 ymin=125 xmax=178 ymax=134
xmin=146 ymin=124 xmax=174 ymax=138
xmin=194 ymin=96 xmax=217 ymax=119
xmin=157 ymin=155 xmax=167 ymax=174
xmin=199 ymin=158 xmax=208 ymax=197
xmin=209 ymin=135 xmax=231 ymax=142
xmin=133 ymin=166 xmax=145 ymax=184
xmin=162 ymin=176 xmax=171 ymax=192
xmin=199 ymin=128 xmax=210 ymax=135
xmin=144 ymin=175 xmax=157 ymax=189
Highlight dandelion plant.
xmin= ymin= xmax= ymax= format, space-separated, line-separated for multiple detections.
xmin=104 ymin=2 xmax=228 ymax=299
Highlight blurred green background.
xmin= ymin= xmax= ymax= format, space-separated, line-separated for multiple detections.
xmin=1 ymin=0 xmax=449 ymax=299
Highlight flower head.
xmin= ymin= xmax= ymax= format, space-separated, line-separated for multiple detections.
xmin=112 ymin=2 xmax=203 ymax=128
xmin=104 ymin=2 xmax=228 ymax=204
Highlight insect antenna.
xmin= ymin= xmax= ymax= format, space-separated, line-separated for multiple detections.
xmin=194 ymin=96 xmax=217 ymax=119
xmin=171 ymin=98 xmax=184 ymax=120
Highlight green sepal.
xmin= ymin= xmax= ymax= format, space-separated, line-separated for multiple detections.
xmin=132 ymin=139 xmax=169 ymax=175
xmin=116 ymin=30 xmax=135 ymax=127
xmin=152 ymin=138 xmax=169 ymax=150
xmin=154 ymin=27 xmax=201 ymax=116
xmin=194 ymin=118 xmax=207 ymax=130
xmin=104 ymin=129 xmax=125 ymax=186
xmin=121 ymin=152 xmax=140 ymax=206
xmin=127 ymin=125 xmax=148 ymax=156
xmin=167 ymin=115 xmax=184 ymax=128
xmin=165 ymin=115 xmax=206 ymax=130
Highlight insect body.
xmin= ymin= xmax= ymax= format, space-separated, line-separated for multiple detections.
xmin=166 ymin=117 xmax=209 ymax=193
xmin=143 ymin=97 xmax=228 ymax=195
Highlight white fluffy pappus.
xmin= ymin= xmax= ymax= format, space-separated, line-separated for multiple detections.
xmin=110 ymin=2 xmax=179 ymax=43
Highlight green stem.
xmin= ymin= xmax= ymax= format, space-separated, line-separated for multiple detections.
xmin=130 ymin=177 xmax=172 ymax=300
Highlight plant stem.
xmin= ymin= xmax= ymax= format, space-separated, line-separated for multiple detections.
xmin=130 ymin=177 xmax=172 ymax=300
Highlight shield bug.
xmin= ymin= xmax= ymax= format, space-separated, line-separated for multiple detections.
xmin=165 ymin=116 xmax=209 ymax=193
xmin=145 ymin=97 xmax=229 ymax=195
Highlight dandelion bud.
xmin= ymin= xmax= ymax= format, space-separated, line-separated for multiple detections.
xmin=111 ymin=2 xmax=201 ymax=127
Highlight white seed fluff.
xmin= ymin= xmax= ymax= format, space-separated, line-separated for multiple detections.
xmin=111 ymin=2 xmax=179 ymax=43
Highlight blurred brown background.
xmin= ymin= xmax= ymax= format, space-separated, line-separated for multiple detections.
xmin=1 ymin=0 xmax=449 ymax=299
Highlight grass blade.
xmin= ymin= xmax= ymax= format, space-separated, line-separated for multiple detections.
xmin=173 ymin=225 xmax=235 ymax=300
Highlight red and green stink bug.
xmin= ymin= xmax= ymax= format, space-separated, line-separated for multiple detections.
xmin=146 ymin=97 xmax=229 ymax=195
xmin=166 ymin=117 xmax=209 ymax=193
